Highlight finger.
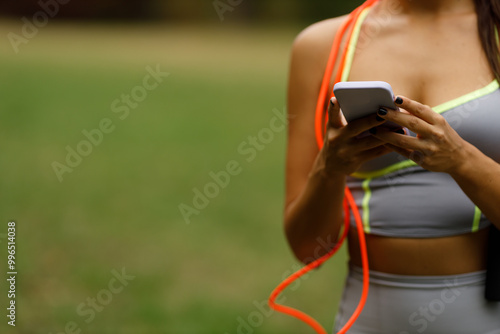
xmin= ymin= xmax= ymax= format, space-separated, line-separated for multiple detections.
xmin=372 ymin=129 xmax=427 ymax=152
xmin=393 ymin=95 xmax=440 ymax=124
xmin=327 ymin=97 xmax=345 ymax=128
xmin=377 ymin=107 xmax=434 ymax=134
xmin=384 ymin=143 xmax=427 ymax=165
xmin=356 ymin=145 xmax=393 ymax=162
xmin=383 ymin=143 xmax=412 ymax=159
xmin=344 ymin=114 xmax=386 ymax=137
xmin=346 ymin=135 xmax=388 ymax=154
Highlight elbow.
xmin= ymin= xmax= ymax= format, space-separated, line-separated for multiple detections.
xmin=284 ymin=222 xmax=340 ymax=265
xmin=287 ymin=242 xmax=313 ymax=265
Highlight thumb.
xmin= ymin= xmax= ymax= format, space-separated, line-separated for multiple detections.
xmin=327 ymin=97 xmax=346 ymax=129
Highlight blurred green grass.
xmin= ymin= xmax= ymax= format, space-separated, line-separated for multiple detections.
xmin=0 ymin=21 xmax=347 ymax=333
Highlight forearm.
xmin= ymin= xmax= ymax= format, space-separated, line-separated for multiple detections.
xmin=450 ymin=143 xmax=500 ymax=228
xmin=284 ymin=168 xmax=346 ymax=263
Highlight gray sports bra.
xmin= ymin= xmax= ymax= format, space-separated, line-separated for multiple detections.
xmin=346 ymin=81 xmax=499 ymax=237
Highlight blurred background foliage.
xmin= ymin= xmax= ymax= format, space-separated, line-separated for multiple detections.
xmin=0 ymin=0 xmax=364 ymax=23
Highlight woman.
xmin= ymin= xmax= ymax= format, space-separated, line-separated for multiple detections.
xmin=284 ymin=0 xmax=500 ymax=332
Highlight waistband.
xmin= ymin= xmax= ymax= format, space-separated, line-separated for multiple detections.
xmin=349 ymin=264 xmax=486 ymax=289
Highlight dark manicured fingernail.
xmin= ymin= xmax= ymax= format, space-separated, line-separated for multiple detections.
xmin=376 ymin=115 xmax=385 ymax=122
xmin=369 ymin=127 xmax=377 ymax=134
xmin=378 ymin=108 xmax=388 ymax=116
xmin=395 ymin=96 xmax=403 ymax=104
xmin=330 ymin=98 xmax=335 ymax=106
xmin=395 ymin=128 xmax=405 ymax=134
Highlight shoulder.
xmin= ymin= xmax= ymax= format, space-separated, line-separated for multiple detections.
xmin=293 ymin=15 xmax=348 ymax=49
xmin=286 ymin=15 xmax=350 ymax=157
xmin=290 ymin=15 xmax=349 ymax=75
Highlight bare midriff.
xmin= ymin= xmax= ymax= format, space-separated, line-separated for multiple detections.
xmin=348 ymin=227 xmax=489 ymax=275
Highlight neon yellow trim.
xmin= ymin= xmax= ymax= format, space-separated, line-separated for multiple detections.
xmin=340 ymin=7 xmax=371 ymax=82
xmin=432 ymin=80 xmax=499 ymax=114
xmin=361 ymin=178 xmax=372 ymax=233
xmin=350 ymin=79 xmax=498 ymax=179
xmin=471 ymin=206 xmax=482 ymax=232
xmin=352 ymin=79 xmax=499 ymax=180
xmin=352 ymin=159 xmax=417 ymax=179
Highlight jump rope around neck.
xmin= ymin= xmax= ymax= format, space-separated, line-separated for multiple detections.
xmin=268 ymin=1 xmax=379 ymax=333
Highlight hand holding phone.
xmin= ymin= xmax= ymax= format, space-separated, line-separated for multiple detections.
xmin=333 ymin=81 xmax=403 ymax=132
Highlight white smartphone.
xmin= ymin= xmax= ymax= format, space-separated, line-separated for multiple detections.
xmin=333 ymin=81 xmax=401 ymax=130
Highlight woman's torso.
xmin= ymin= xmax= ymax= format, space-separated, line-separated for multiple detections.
xmin=335 ymin=3 xmax=494 ymax=275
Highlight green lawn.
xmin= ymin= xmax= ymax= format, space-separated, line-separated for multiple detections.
xmin=0 ymin=21 xmax=347 ymax=334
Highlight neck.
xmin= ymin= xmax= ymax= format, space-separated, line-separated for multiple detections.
xmin=380 ymin=0 xmax=475 ymax=15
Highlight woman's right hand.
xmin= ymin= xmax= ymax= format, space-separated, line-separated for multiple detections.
xmin=314 ymin=97 xmax=393 ymax=177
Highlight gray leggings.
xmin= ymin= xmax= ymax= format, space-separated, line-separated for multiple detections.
xmin=333 ymin=265 xmax=500 ymax=334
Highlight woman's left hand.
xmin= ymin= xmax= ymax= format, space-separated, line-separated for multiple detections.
xmin=372 ymin=96 xmax=471 ymax=174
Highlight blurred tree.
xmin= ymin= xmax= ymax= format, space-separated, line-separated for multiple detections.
xmin=0 ymin=0 xmax=156 ymax=20
xmin=299 ymin=0 xmax=366 ymax=22
xmin=0 ymin=0 xmax=366 ymax=22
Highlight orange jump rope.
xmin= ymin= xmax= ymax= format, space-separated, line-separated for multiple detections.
xmin=268 ymin=1 xmax=379 ymax=333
